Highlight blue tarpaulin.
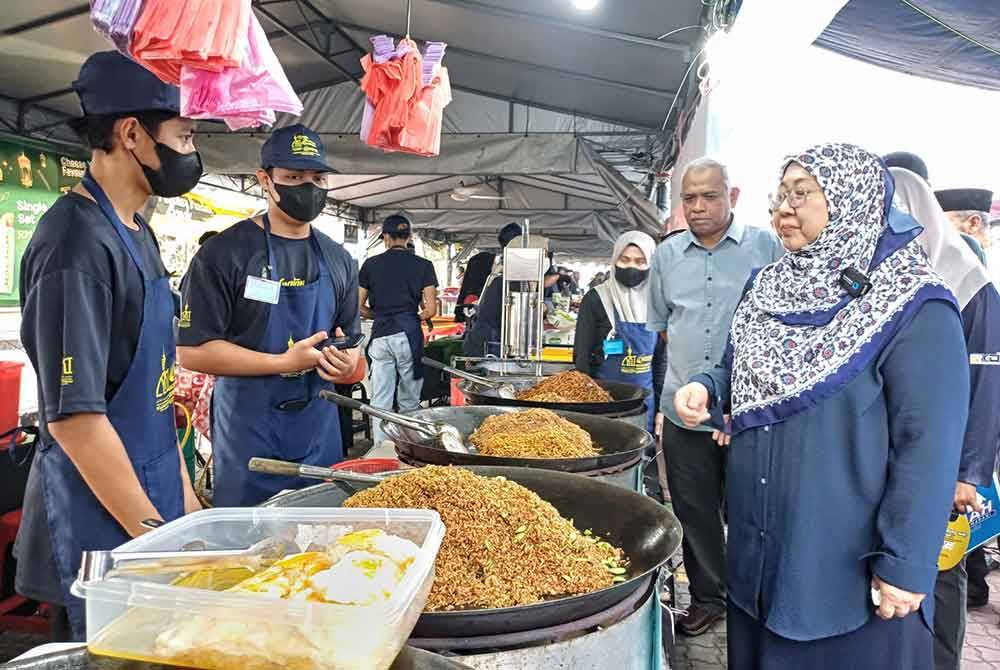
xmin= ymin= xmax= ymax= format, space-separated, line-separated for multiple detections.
xmin=815 ymin=0 xmax=1000 ymax=91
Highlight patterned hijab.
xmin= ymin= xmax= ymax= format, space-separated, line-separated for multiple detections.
xmin=728 ymin=143 xmax=953 ymax=432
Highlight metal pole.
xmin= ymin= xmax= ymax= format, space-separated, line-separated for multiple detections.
xmin=405 ymin=0 xmax=412 ymax=38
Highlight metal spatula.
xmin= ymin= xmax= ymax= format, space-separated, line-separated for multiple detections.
xmin=420 ymin=357 xmax=518 ymax=399
xmin=78 ymin=536 xmax=295 ymax=583
xmin=247 ymin=457 xmax=399 ymax=484
xmin=319 ymin=390 xmax=473 ymax=454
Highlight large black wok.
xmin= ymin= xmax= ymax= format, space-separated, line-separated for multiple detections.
xmin=384 ymin=406 xmax=651 ymax=472
xmin=459 ymin=376 xmax=649 ymax=414
xmin=267 ymin=466 xmax=682 ymax=638
xmin=4 ymin=646 xmax=473 ymax=670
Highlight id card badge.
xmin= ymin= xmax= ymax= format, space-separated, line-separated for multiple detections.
xmin=244 ymin=275 xmax=280 ymax=305
xmin=603 ymin=339 xmax=625 ymax=356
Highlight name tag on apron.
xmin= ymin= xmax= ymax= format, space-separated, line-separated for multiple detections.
xmin=244 ymin=275 xmax=281 ymax=305
xmin=603 ymin=339 xmax=625 ymax=356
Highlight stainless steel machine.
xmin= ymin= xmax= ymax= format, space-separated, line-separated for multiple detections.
xmin=499 ymin=220 xmax=546 ymax=361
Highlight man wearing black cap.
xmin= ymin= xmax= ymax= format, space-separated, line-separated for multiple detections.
xmin=358 ymin=214 xmax=438 ymax=445
xmin=177 ymin=124 xmax=362 ymax=507
xmin=455 ymin=222 xmax=521 ymax=323
xmin=935 ymin=186 xmax=1000 ymax=621
xmin=936 ymin=188 xmax=994 ymax=258
xmin=15 ymin=51 xmax=203 ymax=639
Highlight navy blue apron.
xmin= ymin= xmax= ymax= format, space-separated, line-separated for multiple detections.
xmin=211 ymin=215 xmax=342 ymax=507
xmin=594 ymin=298 xmax=657 ymax=432
xmin=32 ymin=173 xmax=184 ymax=639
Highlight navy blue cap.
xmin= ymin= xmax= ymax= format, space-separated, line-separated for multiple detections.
xmin=261 ymin=124 xmax=335 ymax=172
xmin=382 ymin=214 xmax=412 ymax=236
xmin=73 ymin=51 xmax=180 ymax=117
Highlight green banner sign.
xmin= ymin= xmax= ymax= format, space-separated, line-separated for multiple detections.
xmin=0 ymin=140 xmax=86 ymax=306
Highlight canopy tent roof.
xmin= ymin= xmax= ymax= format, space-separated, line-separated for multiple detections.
xmin=201 ymin=130 xmax=661 ymax=258
xmin=0 ymin=0 xmax=722 ymax=257
xmin=815 ymin=0 xmax=1000 ymax=91
xmin=0 ymin=0 xmax=711 ymax=150
xmin=198 ymin=84 xmax=666 ymax=256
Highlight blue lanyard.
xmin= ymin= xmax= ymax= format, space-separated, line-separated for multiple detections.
xmin=81 ymin=171 xmax=150 ymax=280
xmin=261 ymin=213 xmax=326 ymax=281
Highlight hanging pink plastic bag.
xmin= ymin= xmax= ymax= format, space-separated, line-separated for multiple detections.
xmin=181 ymin=12 xmax=302 ymax=130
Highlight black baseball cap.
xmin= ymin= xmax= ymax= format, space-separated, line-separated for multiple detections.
xmin=261 ymin=123 xmax=335 ymax=173
xmin=73 ymin=51 xmax=180 ymax=116
xmin=382 ymin=213 xmax=412 ymax=235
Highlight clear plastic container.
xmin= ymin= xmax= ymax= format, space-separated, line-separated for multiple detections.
xmin=73 ymin=508 xmax=445 ymax=670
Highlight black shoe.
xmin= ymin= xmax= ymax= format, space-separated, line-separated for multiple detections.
xmin=676 ymin=604 xmax=725 ymax=636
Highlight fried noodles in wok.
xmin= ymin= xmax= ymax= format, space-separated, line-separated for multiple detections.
xmin=343 ymin=466 xmax=626 ymax=611
xmin=515 ymin=371 xmax=613 ymax=403
xmin=468 ymin=409 xmax=598 ymax=458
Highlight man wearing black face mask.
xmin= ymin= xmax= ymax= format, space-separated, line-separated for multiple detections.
xmin=15 ymin=51 xmax=202 ymax=640
xmin=177 ymin=124 xmax=363 ymax=507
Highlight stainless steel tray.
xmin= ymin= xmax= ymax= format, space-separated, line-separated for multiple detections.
xmin=5 ymin=646 xmax=473 ymax=670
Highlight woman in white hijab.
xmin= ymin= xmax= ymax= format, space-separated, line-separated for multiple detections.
xmin=891 ymin=166 xmax=1000 ymax=670
xmin=573 ymin=231 xmax=660 ymax=431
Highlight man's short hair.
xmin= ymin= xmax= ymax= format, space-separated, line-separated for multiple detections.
xmin=682 ymin=157 xmax=730 ymax=190
xmin=68 ymin=110 xmax=176 ymax=153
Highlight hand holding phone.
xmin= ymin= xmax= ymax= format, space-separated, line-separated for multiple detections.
xmin=314 ymin=333 xmax=366 ymax=351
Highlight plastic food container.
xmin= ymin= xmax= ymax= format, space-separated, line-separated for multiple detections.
xmin=73 ymin=508 xmax=445 ymax=670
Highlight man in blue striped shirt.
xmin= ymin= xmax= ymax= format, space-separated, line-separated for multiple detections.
xmin=648 ymin=157 xmax=784 ymax=636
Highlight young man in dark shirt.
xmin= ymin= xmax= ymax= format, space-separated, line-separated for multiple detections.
xmin=178 ymin=124 xmax=363 ymax=506
xmin=358 ymin=214 xmax=438 ymax=445
xmin=15 ymin=51 xmax=202 ymax=639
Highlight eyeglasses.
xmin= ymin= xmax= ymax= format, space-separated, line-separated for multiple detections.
xmin=768 ymin=188 xmax=820 ymax=211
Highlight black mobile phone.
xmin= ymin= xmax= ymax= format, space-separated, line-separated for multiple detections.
xmin=315 ymin=333 xmax=366 ymax=350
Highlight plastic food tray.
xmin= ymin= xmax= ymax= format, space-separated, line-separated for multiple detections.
xmin=73 ymin=507 xmax=445 ymax=670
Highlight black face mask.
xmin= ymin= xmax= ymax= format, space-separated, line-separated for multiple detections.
xmin=272 ymin=182 xmax=327 ymax=223
xmin=132 ymin=128 xmax=203 ymax=198
xmin=615 ymin=266 xmax=649 ymax=288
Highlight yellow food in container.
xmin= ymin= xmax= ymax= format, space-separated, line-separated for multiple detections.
xmin=76 ymin=509 xmax=444 ymax=670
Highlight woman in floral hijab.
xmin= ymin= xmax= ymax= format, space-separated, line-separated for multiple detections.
xmin=675 ymin=143 xmax=969 ymax=669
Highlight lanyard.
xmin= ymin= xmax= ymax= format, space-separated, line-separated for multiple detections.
xmin=81 ymin=171 xmax=150 ymax=280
